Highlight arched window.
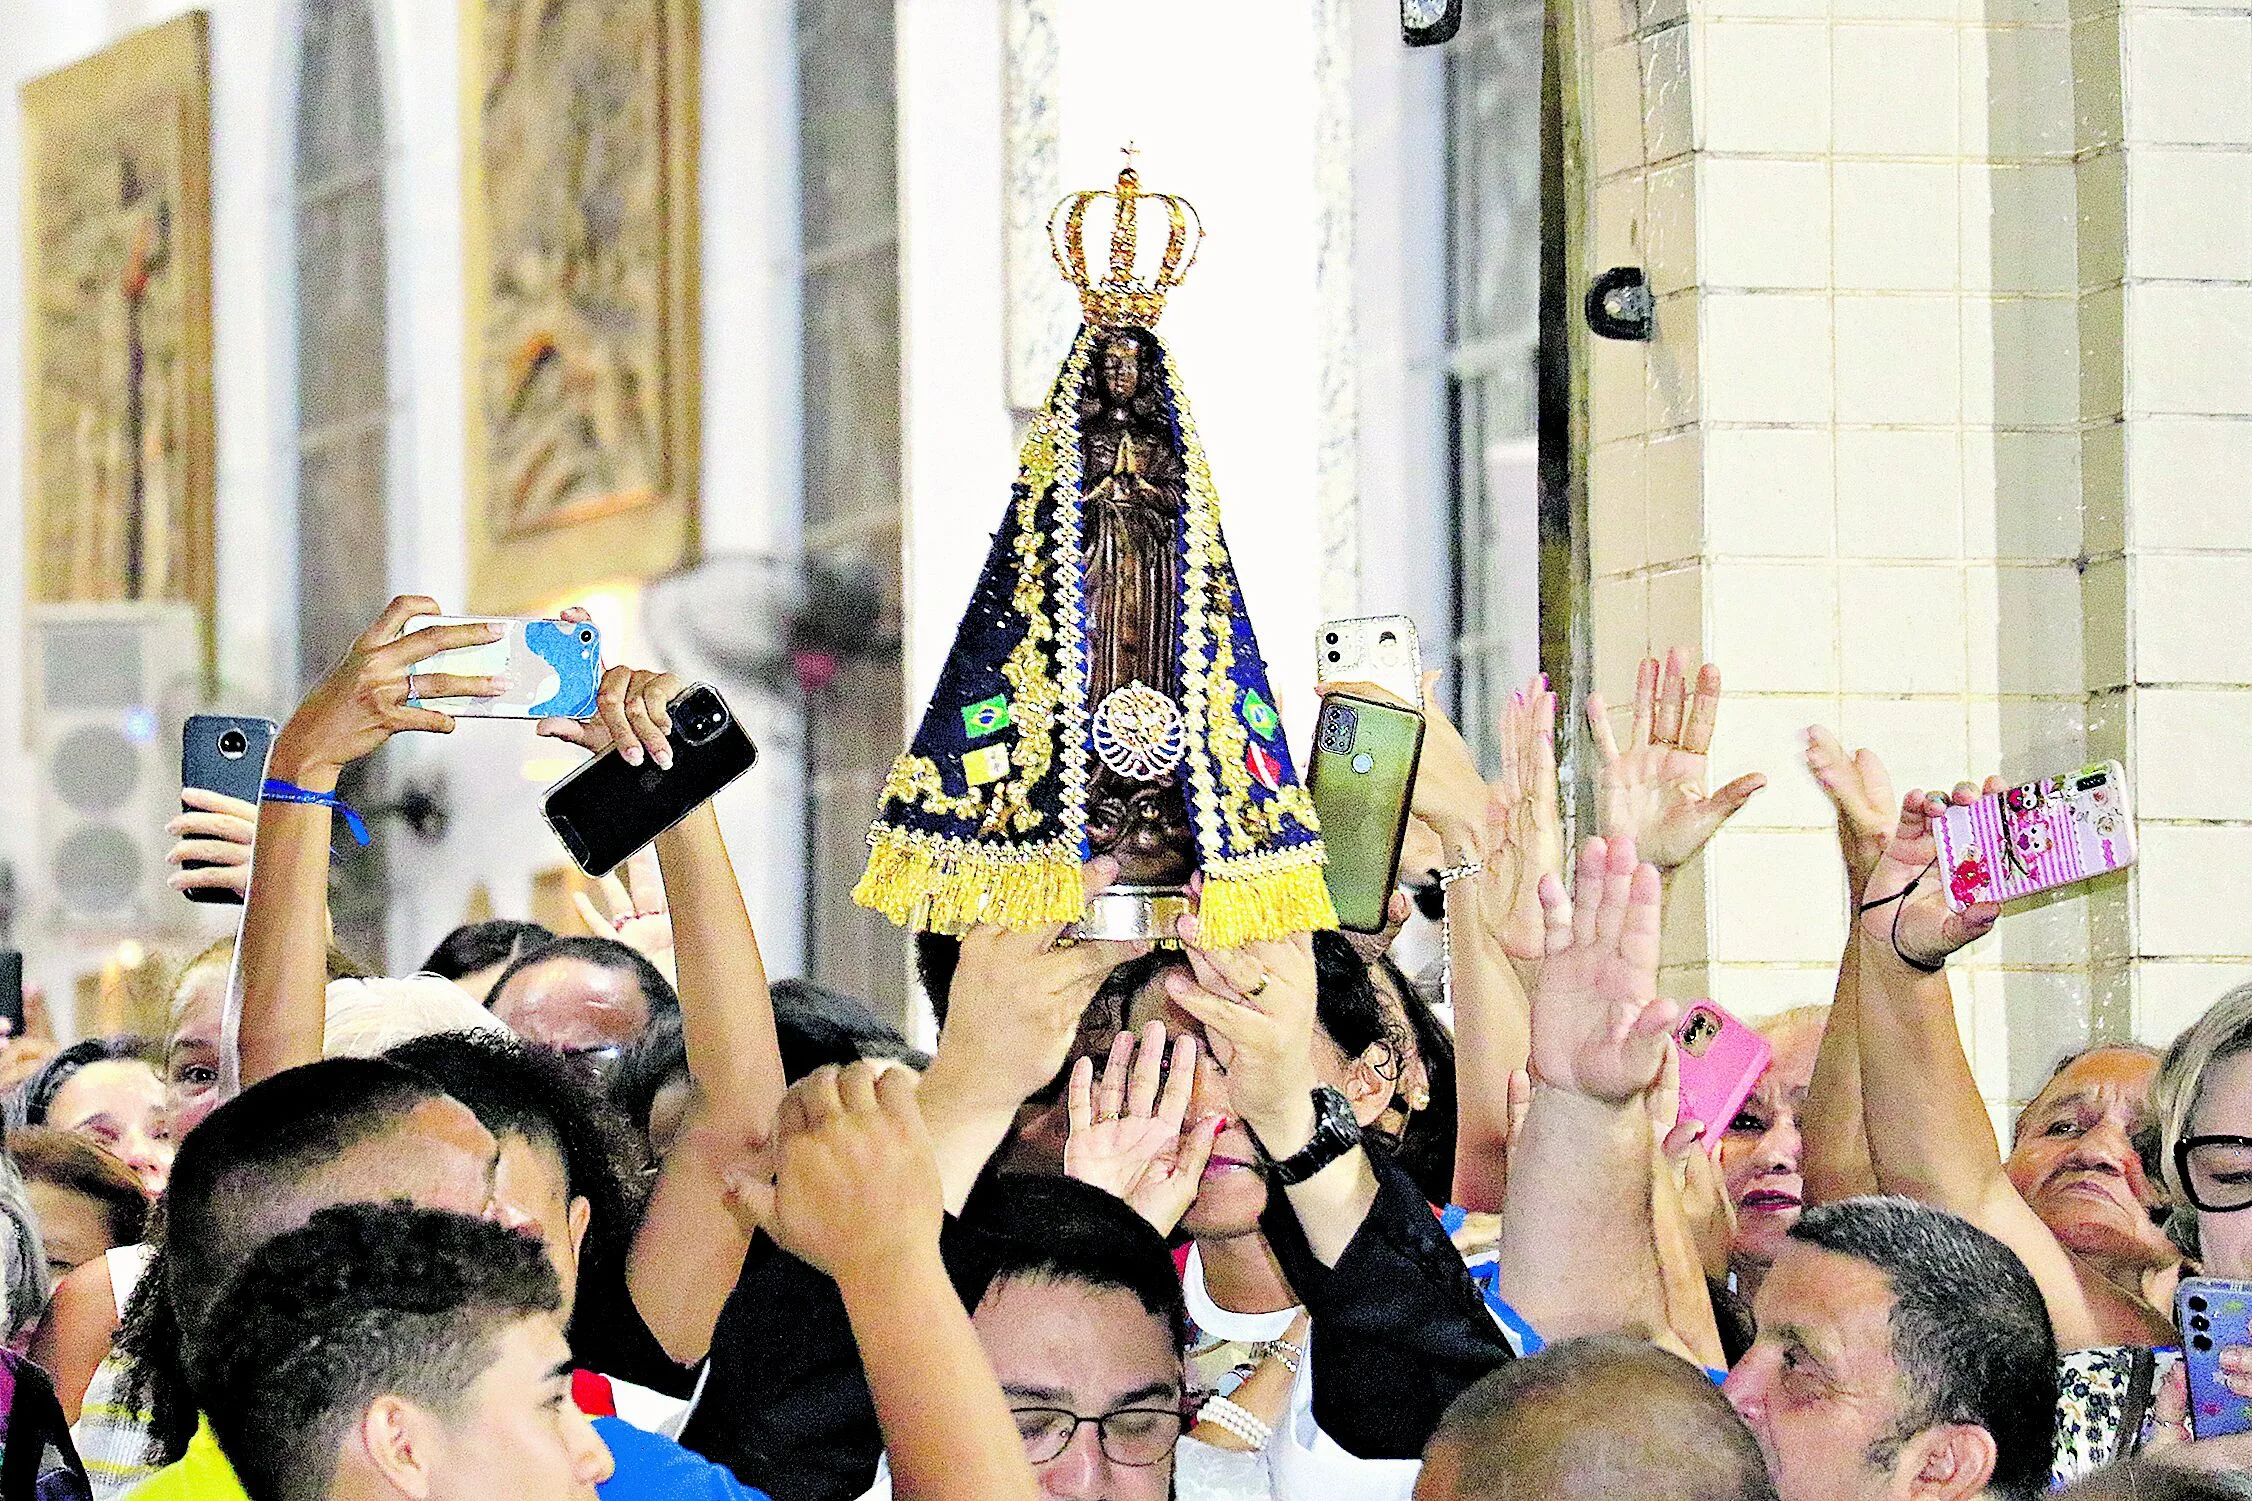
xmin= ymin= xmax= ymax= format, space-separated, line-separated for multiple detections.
xmin=293 ymin=0 xmax=390 ymax=962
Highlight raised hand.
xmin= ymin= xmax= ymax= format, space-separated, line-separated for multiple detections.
xmin=1526 ymin=835 xmax=1678 ymax=1105
xmin=536 ymin=608 xmax=686 ymax=770
xmin=166 ymin=788 xmax=258 ymax=899
xmin=1064 ymin=1023 xmax=1221 ymax=1234
xmin=1165 ymin=920 xmax=1322 ymax=1157
xmin=570 ymin=845 xmax=677 ymax=984
xmin=1804 ymin=727 xmax=1898 ymax=901
xmin=1476 ymin=675 xmax=1566 ymax=959
xmin=1589 ymin=650 xmax=1766 ymax=874
xmin=269 ymin=595 xmax=505 ymax=789
xmin=753 ymin=1061 xmax=942 ymax=1287
xmin=1857 ymin=784 xmax=2004 ymax=969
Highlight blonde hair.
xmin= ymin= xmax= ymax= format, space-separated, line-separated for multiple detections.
xmin=1754 ymin=1004 xmax=1831 ymax=1044
xmin=321 ymin=976 xmax=513 ymax=1060
xmin=2152 ymin=982 xmax=2252 ymax=1259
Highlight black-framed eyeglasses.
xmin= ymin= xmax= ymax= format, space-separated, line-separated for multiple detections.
xmin=1011 ymin=1406 xmax=1184 ymax=1467
xmin=2176 ymin=1135 xmax=2252 ymax=1213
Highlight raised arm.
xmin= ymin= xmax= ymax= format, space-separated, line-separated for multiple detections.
xmin=1798 ymin=727 xmax=1891 ymax=1203
xmin=1588 ymin=651 xmax=1766 ymax=879
xmin=755 ymin=1062 xmax=1038 ymax=1501
xmin=239 ymin=597 xmax=505 ymax=1086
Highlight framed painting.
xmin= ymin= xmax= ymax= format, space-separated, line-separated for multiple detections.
xmin=462 ymin=0 xmax=700 ymax=612
xmin=20 ymin=13 xmax=216 ymax=681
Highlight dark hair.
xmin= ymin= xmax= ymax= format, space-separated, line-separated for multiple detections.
xmin=484 ymin=935 xmax=679 ymax=1025
xmin=1787 ymin=1198 xmax=2057 ymax=1499
xmin=381 ymin=1031 xmax=643 ymax=1275
xmin=117 ymin=1058 xmax=455 ymax=1462
xmin=1430 ymin=1334 xmax=1776 ymax=1501
xmin=915 ymin=934 xmax=962 ymax=1026
xmin=421 ymin=920 xmax=553 ymax=983
xmin=14 ymin=1036 xmax=165 ymax=1128
xmin=1371 ymin=954 xmax=1458 ymax=1204
xmin=7 ymin=1127 xmax=150 ymax=1249
xmin=194 ymin=1203 xmax=559 ymax=1501
xmin=950 ymin=1175 xmax=1189 ymax=1354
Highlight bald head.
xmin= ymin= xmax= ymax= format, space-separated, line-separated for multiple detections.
xmin=1416 ymin=1336 xmax=1777 ymax=1501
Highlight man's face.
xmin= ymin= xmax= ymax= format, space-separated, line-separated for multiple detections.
xmin=1721 ymin=1244 xmax=1920 ymax=1501
xmin=492 ymin=1133 xmax=589 ymax=1317
xmin=488 ymin=958 xmax=650 ymax=1054
xmin=973 ymin=1276 xmax=1183 ymax=1501
xmin=2003 ymin=1047 xmax=2169 ymax=1269
xmin=421 ymin=1314 xmax=611 ymax=1501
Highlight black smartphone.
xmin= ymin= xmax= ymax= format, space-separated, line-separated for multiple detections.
xmin=0 ymin=952 xmax=24 ymax=1040
xmin=181 ymin=715 xmax=279 ymax=905
xmin=541 ymin=684 xmax=757 ymax=877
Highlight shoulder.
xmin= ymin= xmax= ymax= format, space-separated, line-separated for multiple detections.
xmin=591 ymin=1416 xmax=773 ymax=1501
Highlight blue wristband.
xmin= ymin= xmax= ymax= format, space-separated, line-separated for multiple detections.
xmin=261 ymin=778 xmax=372 ymax=847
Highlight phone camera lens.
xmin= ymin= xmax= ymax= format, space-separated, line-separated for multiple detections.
xmin=1378 ymin=631 xmax=1397 ymax=646
xmin=2196 ymin=1334 xmax=2216 ymax=1352
xmin=1325 ymin=650 xmax=1340 ymax=663
xmin=579 ymin=627 xmax=595 ymax=644
xmin=218 ymin=729 xmax=249 ymax=759
xmin=2193 ymin=1296 xmax=2212 ymax=1314
xmin=1324 ymin=633 xmax=1339 ymax=645
xmin=2194 ymin=1314 xmax=2214 ymax=1332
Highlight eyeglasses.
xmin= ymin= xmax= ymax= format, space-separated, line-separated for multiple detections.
xmin=2176 ymin=1135 xmax=2252 ymax=1213
xmin=1011 ymin=1406 xmax=1184 ymax=1467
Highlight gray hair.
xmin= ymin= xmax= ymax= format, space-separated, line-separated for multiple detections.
xmin=0 ymin=1149 xmax=55 ymax=1343
xmin=2152 ymin=982 xmax=2252 ymax=1260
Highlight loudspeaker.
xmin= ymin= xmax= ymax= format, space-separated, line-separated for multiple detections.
xmin=28 ymin=602 xmax=202 ymax=932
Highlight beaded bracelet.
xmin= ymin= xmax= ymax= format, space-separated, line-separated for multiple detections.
xmin=1196 ymin=1394 xmax=1273 ymax=1451
xmin=1437 ymin=857 xmax=1487 ymax=1007
xmin=1258 ymin=1337 xmax=1305 ymax=1376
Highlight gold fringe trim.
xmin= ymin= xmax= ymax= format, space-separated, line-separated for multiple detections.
xmin=853 ymin=831 xmax=1086 ymax=935
xmin=1194 ymin=863 xmax=1339 ymax=949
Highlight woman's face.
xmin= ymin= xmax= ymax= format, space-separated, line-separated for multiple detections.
xmin=2189 ymin=1049 xmax=2252 ymax=1278
xmin=1720 ymin=1021 xmax=1821 ymax=1271
xmin=165 ymin=961 xmax=228 ymax=1137
xmin=49 ymin=1060 xmax=173 ymax=1197
xmin=2005 ymin=1047 xmax=2171 ymax=1268
xmin=23 ymin=1180 xmax=120 ymax=1279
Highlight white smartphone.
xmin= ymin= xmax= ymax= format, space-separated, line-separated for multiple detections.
xmin=1315 ymin=615 xmax=1423 ymax=708
xmin=403 ymin=616 xmax=603 ymax=720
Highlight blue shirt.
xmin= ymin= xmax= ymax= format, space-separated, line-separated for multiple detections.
xmin=594 ymin=1416 xmax=774 ymax=1501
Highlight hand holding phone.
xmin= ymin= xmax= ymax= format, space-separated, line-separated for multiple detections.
xmin=179 ymin=715 xmax=277 ymax=905
xmin=405 ymin=616 xmax=603 ymax=720
xmin=1672 ymin=1002 xmax=1771 ymax=1136
xmin=1935 ymin=761 xmax=2135 ymax=911
xmin=543 ymin=684 xmax=758 ymax=876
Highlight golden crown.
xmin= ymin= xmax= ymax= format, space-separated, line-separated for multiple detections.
xmin=1048 ymin=149 xmax=1203 ymax=330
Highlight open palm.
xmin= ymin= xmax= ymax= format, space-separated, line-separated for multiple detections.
xmin=1590 ymin=651 xmax=1765 ymax=874
xmin=1064 ymin=1025 xmax=1218 ymax=1234
xmin=1528 ymin=835 xmax=1678 ymax=1105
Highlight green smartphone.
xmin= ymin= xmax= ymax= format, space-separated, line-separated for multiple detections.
xmin=1308 ymin=691 xmax=1427 ymax=933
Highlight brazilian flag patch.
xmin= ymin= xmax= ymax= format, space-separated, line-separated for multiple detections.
xmin=962 ymin=695 xmax=1012 ymax=739
xmin=1242 ymin=687 xmax=1280 ymax=742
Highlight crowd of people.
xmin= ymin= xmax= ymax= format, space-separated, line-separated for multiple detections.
xmin=0 ymin=593 xmax=2247 ymax=1501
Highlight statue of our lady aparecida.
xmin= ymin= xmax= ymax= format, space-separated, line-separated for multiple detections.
xmin=853 ymin=154 xmax=1336 ymax=947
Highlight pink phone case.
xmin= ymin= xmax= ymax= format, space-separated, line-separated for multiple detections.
xmin=1674 ymin=1002 xmax=1772 ymax=1135
xmin=1934 ymin=761 xmax=2136 ymax=912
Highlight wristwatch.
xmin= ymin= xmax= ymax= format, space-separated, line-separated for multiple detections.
xmin=1250 ymin=1085 xmax=1363 ymax=1186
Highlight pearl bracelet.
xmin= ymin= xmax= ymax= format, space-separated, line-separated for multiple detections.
xmin=1258 ymin=1337 xmax=1305 ymax=1376
xmin=1197 ymin=1394 xmax=1274 ymax=1451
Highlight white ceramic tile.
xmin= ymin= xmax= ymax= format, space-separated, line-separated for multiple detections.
xmin=1709 ymin=830 xmax=1852 ymax=963
xmin=1966 ymin=25 xmax=2076 ymax=158
xmin=1644 ymin=27 xmax=1695 ymax=165
xmin=1698 ymin=23 xmax=1832 ymax=155
xmin=2134 ymin=554 xmax=2252 ymax=684
xmin=1835 ymin=162 xmax=1960 ymax=292
xmin=2080 ymin=555 xmax=2129 ymax=692
xmin=1649 ymin=291 xmax=1702 ymax=433
xmin=1707 ymin=693 xmax=1843 ymax=830
xmin=1970 ymin=431 xmax=2081 ymax=561
xmin=1594 ymin=173 xmax=1645 ymax=278
xmin=2125 ymin=13 xmax=2252 ymax=146
xmin=1995 ymin=696 xmax=2090 ymax=775
xmin=1837 ymin=696 xmax=1971 ymax=799
xmin=2075 ymin=148 xmax=2125 ymax=291
xmin=2135 ymin=689 xmax=2252 ymax=821
xmin=2078 ymin=284 xmax=2125 ymax=424
xmin=1593 ymin=575 xmax=1652 ymax=704
xmin=1647 ymin=561 xmax=1706 ymax=649
xmin=1646 ymin=0 xmax=1691 ymax=34
xmin=1590 ymin=331 xmax=1652 ymax=444
xmin=1709 ymin=561 xmax=1841 ymax=691
xmin=1836 ymin=295 xmax=1961 ymax=426
xmin=2129 ymin=284 xmax=2252 ymax=418
xmin=2079 ymin=421 xmax=2124 ymax=557
xmin=1704 ymin=293 xmax=1834 ymax=425
xmin=2128 ymin=419 xmax=2252 ymax=551
xmin=2135 ymin=963 xmax=2252 ymax=1050
xmin=1705 ymin=966 xmax=1850 ymax=1021
xmin=1594 ymin=42 xmax=1647 ymax=179
xmin=1699 ymin=157 xmax=1830 ymax=290
xmin=1840 ymin=563 xmax=1966 ymax=692
xmin=1703 ymin=428 xmax=1837 ymax=556
xmin=1837 ymin=430 xmax=1964 ymax=559
xmin=1966 ymin=164 xmax=2076 ymax=295
xmin=2130 ymin=151 xmax=2252 ymax=282
xmin=1699 ymin=0 xmax=1826 ymax=23
xmin=1645 ymin=160 xmax=1697 ymax=296
xmin=1591 ymin=439 xmax=1650 ymax=577
xmin=1839 ymin=0 xmax=1954 ymax=25
xmin=1834 ymin=26 xmax=1960 ymax=157
xmin=1991 ymin=878 xmax=2096 ymax=967
xmin=1992 ymin=562 xmax=2086 ymax=694
xmin=2140 ymin=825 xmax=2252 ymax=957
xmin=1586 ymin=0 xmax=1637 ymax=50
xmin=1646 ymin=430 xmax=1704 ymax=563
xmin=1966 ymin=296 xmax=2080 ymax=427
xmin=2075 ymin=16 xmax=2123 ymax=153
xmin=2003 ymin=969 xmax=2097 ymax=1099
xmin=1660 ymin=848 xmax=1710 ymax=969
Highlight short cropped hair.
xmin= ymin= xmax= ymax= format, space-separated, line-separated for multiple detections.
xmin=484 ymin=935 xmax=679 ymax=1023
xmin=194 ymin=1203 xmax=558 ymax=1501
xmin=950 ymin=1174 xmax=1189 ymax=1354
xmin=1428 ymin=1334 xmax=1776 ymax=1501
xmin=1788 ymin=1199 xmax=2057 ymax=1500
xmin=421 ymin=920 xmax=553 ymax=982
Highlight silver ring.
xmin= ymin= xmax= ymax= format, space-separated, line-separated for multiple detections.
xmin=405 ymin=672 xmax=419 ymax=702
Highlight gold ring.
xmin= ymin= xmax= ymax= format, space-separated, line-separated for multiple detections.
xmin=1246 ymin=974 xmax=1271 ymax=998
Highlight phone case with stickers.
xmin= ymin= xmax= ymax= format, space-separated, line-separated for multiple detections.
xmin=404 ymin=617 xmax=603 ymax=720
xmin=1673 ymin=1002 xmax=1772 ymax=1136
xmin=2179 ymin=1278 xmax=2252 ymax=1440
xmin=1315 ymin=616 xmax=1424 ymax=709
xmin=1934 ymin=761 xmax=2136 ymax=912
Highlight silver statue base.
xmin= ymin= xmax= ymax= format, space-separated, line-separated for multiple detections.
xmin=1069 ymin=883 xmax=1191 ymax=944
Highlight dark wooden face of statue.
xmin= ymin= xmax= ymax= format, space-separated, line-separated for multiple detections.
xmin=1078 ymin=331 xmax=1195 ymax=887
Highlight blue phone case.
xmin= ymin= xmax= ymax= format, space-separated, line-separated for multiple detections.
xmin=2179 ymin=1278 xmax=2252 ymax=1439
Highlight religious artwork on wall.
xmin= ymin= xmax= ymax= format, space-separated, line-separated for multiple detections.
xmin=20 ymin=14 xmax=216 ymax=674
xmin=462 ymin=0 xmax=699 ymax=612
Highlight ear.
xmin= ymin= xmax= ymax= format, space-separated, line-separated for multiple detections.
xmin=1343 ymin=1047 xmax=1397 ymax=1126
xmin=358 ymin=1395 xmax=443 ymax=1501
xmin=1900 ymin=1423 xmax=1997 ymax=1501
xmin=568 ymin=1194 xmax=593 ymax=1257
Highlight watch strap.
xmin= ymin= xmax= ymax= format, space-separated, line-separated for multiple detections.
xmin=1254 ymin=1085 xmax=1362 ymax=1186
